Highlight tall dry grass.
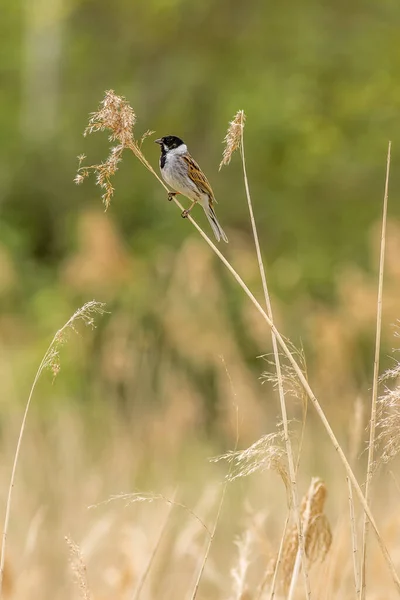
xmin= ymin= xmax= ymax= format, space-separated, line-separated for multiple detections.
xmin=0 ymin=91 xmax=399 ymax=600
xmin=75 ymin=90 xmax=400 ymax=595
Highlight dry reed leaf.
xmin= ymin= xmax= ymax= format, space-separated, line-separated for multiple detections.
xmin=219 ymin=110 xmax=246 ymax=170
xmin=279 ymin=478 xmax=332 ymax=593
xmin=65 ymin=536 xmax=92 ymax=600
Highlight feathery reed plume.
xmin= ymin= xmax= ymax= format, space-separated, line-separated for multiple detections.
xmin=65 ymin=536 xmax=92 ymax=600
xmin=211 ymin=431 xmax=290 ymax=499
xmin=261 ymin=353 xmax=306 ymax=404
xmin=75 ymin=89 xmax=156 ymax=208
xmin=221 ymin=108 xmax=310 ymax=596
xmin=75 ymin=93 xmax=400 ymax=591
xmin=91 ymin=491 xmax=210 ymax=534
xmin=0 ymin=301 xmax=105 ymax=599
xmin=361 ymin=141 xmax=392 ymax=600
xmin=280 ymin=478 xmax=331 ymax=598
xmin=230 ymin=530 xmax=254 ymax=600
xmin=376 ymin=350 xmax=400 ymax=463
xmin=219 ymin=110 xmax=246 ymax=170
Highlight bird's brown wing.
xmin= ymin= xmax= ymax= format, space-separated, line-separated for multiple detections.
xmin=182 ymin=153 xmax=217 ymax=204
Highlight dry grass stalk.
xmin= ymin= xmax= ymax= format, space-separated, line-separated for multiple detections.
xmin=360 ymin=141 xmax=392 ymax=600
xmin=261 ymin=346 xmax=309 ymax=474
xmin=347 ymin=477 xmax=360 ymax=596
xmin=0 ymin=301 xmax=105 ymax=599
xmin=189 ymin=478 xmax=229 ymax=600
xmin=279 ymin=478 xmax=332 ymax=598
xmin=189 ymin=370 xmax=240 ymax=600
xmin=65 ymin=536 xmax=92 ymax=600
xmin=221 ymin=109 xmax=310 ymax=597
xmin=349 ymin=397 xmax=364 ymax=466
xmin=255 ymin=511 xmax=291 ymax=600
xmin=133 ymin=500 xmax=173 ymax=600
xmin=76 ymin=92 xmax=400 ymax=591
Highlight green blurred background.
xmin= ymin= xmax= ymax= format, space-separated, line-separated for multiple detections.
xmin=1 ymin=2 xmax=400 ymax=596
xmin=1 ymin=0 xmax=400 ymax=434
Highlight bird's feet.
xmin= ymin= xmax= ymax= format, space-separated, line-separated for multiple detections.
xmin=181 ymin=209 xmax=190 ymax=219
xmin=167 ymin=192 xmax=177 ymax=201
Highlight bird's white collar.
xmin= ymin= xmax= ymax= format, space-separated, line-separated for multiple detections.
xmin=166 ymin=143 xmax=188 ymax=156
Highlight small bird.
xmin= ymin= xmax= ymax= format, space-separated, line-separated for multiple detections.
xmin=155 ymin=135 xmax=228 ymax=243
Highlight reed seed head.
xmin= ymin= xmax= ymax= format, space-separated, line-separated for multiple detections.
xmin=219 ymin=110 xmax=246 ymax=170
xmin=280 ymin=478 xmax=332 ymax=592
xmin=211 ymin=430 xmax=290 ymax=501
xmin=65 ymin=536 xmax=91 ymax=600
xmin=75 ymin=91 xmax=159 ymax=209
xmin=84 ymin=89 xmax=136 ymax=146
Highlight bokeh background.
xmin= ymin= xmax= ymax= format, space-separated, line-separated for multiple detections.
xmin=1 ymin=1 xmax=400 ymax=598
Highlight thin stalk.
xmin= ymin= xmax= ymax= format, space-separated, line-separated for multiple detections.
xmin=0 ymin=353 xmax=48 ymax=598
xmin=287 ymin=482 xmax=313 ymax=600
xmin=265 ymin=512 xmax=291 ymax=600
xmin=188 ymin=398 xmax=239 ymax=600
xmin=0 ymin=302 xmax=104 ymax=599
xmin=347 ymin=477 xmax=360 ymax=596
xmin=122 ymin=142 xmax=400 ymax=592
xmin=188 ymin=483 xmax=227 ymax=600
xmin=239 ymin=125 xmax=310 ymax=597
xmin=360 ymin=141 xmax=392 ymax=599
xmin=132 ymin=500 xmax=173 ymax=600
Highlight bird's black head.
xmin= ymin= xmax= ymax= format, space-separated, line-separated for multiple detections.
xmin=155 ymin=135 xmax=185 ymax=151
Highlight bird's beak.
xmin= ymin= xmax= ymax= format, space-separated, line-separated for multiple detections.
xmin=154 ymin=138 xmax=162 ymax=145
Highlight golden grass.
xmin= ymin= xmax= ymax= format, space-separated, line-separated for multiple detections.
xmin=1 ymin=92 xmax=399 ymax=600
xmin=360 ymin=141 xmax=392 ymax=599
xmin=221 ymin=108 xmax=310 ymax=597
xmin=0 ymin=301 xmax=106 ymax=599
xmin=75 ymin=91 xmax=400 ymax=593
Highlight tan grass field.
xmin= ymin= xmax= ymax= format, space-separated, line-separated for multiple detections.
xmin=1 ymin=96 xmax=400 ymax=600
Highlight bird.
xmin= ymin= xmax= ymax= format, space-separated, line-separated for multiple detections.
xmin=155 ymin=135 xmax=228 ymax=243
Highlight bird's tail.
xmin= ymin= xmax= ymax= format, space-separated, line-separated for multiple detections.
xmin=202 ymin=201 xmax=228 ymax=243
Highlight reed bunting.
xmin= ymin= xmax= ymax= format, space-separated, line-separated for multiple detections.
xmin=155 ymin=135 xmax=228 ymax=243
